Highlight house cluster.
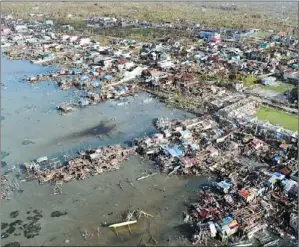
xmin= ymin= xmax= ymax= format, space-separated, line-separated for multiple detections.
xmin=2 ymin=16 xmax=297 ymax=140
xmin=133 ymin=115 xmax=297 ymax=243
xmin=2 ymin=14 xmax=298 ymax=245
xmin=85 ymin=16 xmax=180 ymax=29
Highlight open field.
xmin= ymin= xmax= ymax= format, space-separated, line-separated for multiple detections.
xmin=243 ymin=75 xmax=258 ymax=88
xmin=2 ymin=2 xmax=297 ymax=31
xmin=256 ymin=106 xmax=298 ymax=131
xmin=262 ymin=83 xmax=295 ymax=94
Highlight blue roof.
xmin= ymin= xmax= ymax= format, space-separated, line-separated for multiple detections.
xmin=91 ymin=80 xmax=101 ymax=87
xmin=273 ymin=155 xmax=280 ymax=162
xmin=80 ymin=75 xmax=89 ymax=81
xmin=217 ymin=181 xmax=231 ymax=189
xmin=215 ymin=129 xmax=222 ymax=135
xmin=118 ymin=85 xmax=126 ymax=91
xmin=162 ymin=145 xmax=183 ymax=157
xmin=190 ymin=144 xmax=199 ymax=151
xmin=103 ymin=74 xmax=113 ymax=80
xmin=222 ymin=217 xmax=233 ymax=225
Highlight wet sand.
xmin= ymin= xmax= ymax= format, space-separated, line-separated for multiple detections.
xmin=1 ymin=155 xmax=206 ymax=246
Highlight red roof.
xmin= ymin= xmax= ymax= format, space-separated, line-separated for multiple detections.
xmin=180 ymin=157 xmax=197 ymax=168
xmin=181 ymin=73 xmax=194 ymax=80
xmin=239 ymin=189 xmax=249 ymax=198
xmin=118 ymin=59 xmax=126 ymax=64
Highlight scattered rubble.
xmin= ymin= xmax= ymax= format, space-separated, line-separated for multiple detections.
xmin=1 ymin=14 xmax=298 ymax=246
xmin=22 ymin=145 xmax=135 ymax=183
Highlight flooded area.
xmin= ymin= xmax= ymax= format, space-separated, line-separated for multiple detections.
xmin=1 ymin=155 xmax=206 ymax=246
xmin=1 ymin=56 xmax=199 ymax=246
xmin=1 ymin=56 xmax=193 ymax=167
xmin=1 ymin=7 xmax=297 ymax=245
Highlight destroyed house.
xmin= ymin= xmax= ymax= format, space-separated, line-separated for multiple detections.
xmin=199 ymin=30 xmax=220 ymax=40
xmin=216 ymin=217 xmax=239 ymax=240
xmin=161 ymin=145 xmax=183 ymax=158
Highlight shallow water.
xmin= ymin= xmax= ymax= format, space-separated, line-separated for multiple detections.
xmin=1 ymin=57 xmax=201 ymax=246
xmin=1 ymin=57 xmax=193 ymax=167
xmin=1 ymin=155 xmax=206 ymax=246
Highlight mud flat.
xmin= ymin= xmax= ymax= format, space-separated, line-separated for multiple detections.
xmin=1 ymin=155 xmax=206 ymax=246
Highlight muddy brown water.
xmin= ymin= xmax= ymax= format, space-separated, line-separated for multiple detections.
xmin=1 ymin=155 xmax=206 ymax=246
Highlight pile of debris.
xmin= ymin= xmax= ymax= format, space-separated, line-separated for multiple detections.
xmin=135 ymin=116 xmax=297 ymax=178
xmin=23 ymin=145 xmax=135 ymax=183
xmin=184 ymin=174 xmax=298 ymax=245
xmin=1 ymin=175 xmax=19 ymax=200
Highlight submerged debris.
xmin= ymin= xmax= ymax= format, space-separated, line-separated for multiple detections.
xmin=9 ymin=211 xmax=19 ymax=219
xmin=51 ymin=211 xmax=68 ymax=217
xmin=22 ymin=139 xmax=35 ymax=146
xmin=1 ymin=175 xmax=20 ymax=200
xmin=3 ymin=242 xmax=20 ymax=247
xmin=1 ymin=151 xmax=10 ymax=159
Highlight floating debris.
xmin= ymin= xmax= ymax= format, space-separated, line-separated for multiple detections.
xmin=3 ymin=242 xmax=20 ymax=247
xmin=9 ymin=211 xmax=19 ymax=219
xmin=22 ymin=139 xmax=35 ymax=146
xmin=1 ymin=151 xmax=10 ymax=159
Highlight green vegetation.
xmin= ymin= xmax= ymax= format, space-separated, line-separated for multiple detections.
xmin=250 ymin=30 xmax=273 ymax=38
xmin=92 ymin=35 xmax=111 ymax=46
xmin=261 ymin=83 xmax=294 ymax=94
xmin=2 ymin=2 xmax=297 ymax=31
xmin=243 ymin=75 xmax=258 ymax=88
xmin=256 ymin=106 xmax=298 ymax=131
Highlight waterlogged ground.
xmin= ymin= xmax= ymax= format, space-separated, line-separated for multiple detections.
xmin=1 ymin=57 xmax=202 ymax=246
